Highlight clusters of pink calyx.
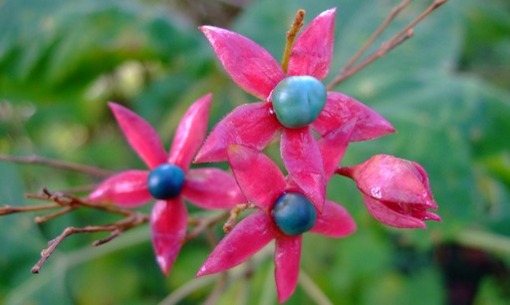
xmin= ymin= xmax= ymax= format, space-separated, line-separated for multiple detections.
xmin=88 ymin=8 xmax=440 ymax=304
xmin=88 ymin=94 xmax=246 ymax=275
xmin=197 ymin=143 xmax=356 ymax=303
xmin=195 ymin=8 xmax=395 ymax=212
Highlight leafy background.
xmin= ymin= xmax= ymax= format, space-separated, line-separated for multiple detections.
xmin=1 ymin=0 xmax=509 ymax=304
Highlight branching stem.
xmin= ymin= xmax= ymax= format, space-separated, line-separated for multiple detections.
xmin=0 ymin=154 xmax=114 ymax=177
xmin=186 ymin=211 xmax=229 ymax=242
xmin=340 ymin=0 xmax=411 ymax=74
xmin=328 ymin=0 xmax=447 ymax=89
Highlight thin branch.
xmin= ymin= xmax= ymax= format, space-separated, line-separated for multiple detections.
xmin=31 ymin=212 xmax=148 ymax=273
xmin=299 ymin=269 xmax=334 ymax=305
xmin=159 ymin=246 xmax=273 ymax=305
xmin=93 ymin=229 xmax=123 ymax=246
xmin=159 ymin=276 xmax=216 ymax=305
xmin=0 ymin=154 xmax=114 ymax=177
xmin=27 ymin=188 xmax=134 ymax=217
xmin=34 ymin=206 xmax=77 ymax=224
xmin=328 ymin=0 xmax=447 ymax=89
xmin=385 ymin=0 xmax=447 ymax=49
xmin=202 ymin=272 xmax=229 ymax=305
xmin=340 ymin=0 xmax=411 ymax=74
xmin=281 ymin=9 xmax=306 ymax=72
xmin=186 ymin=211 xmax=229 ymax=242
xmin=223 ymin=203 xmax=256 ymax=233
xmin=258 ymin=264 xmax=276 ymax=305
xmin=0 ymin=188 xmax=150 ymax=273
xmin=0 ymin=203 xmax=60 ymax=216
xmin=455 ymin=229 xmax=510 ymax=256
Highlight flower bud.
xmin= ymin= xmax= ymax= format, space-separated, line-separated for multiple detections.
xmin=345 ymin=154 xmax=441 ymax=229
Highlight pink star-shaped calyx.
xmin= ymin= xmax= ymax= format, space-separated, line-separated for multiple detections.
xmin=197 ymin=122 xmax=357 ymax=303
xmin=195 ymin=8 xmax=394 ymax=211
xmin=88 ymin=94 xmax=246 ymax=274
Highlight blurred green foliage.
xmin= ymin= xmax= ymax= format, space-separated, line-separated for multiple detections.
xmin=1 ymin=0 xmax=509 ymax=304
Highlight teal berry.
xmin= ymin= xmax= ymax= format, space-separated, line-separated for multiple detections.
xmin=272 ymin=192 xmax=317 ymax=236
xmin=271 ymin=76 xmax=327 ymax=129
xmin=147 ymin=164 xmax=185 ymax=199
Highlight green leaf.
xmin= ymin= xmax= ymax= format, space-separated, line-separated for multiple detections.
xmin=0 ymin=0 xmax=194 ymax=103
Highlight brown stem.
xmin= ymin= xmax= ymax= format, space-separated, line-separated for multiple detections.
xmin=281 ymin=9 xmax=306 ymax=72
xmin=186 ymin=211 xmax=229 ymax=242
xmin=327 ymin=0 xmax=447 ymax=89
xmin=0 ymin=188 xmax=149 ymax=273
xmin=0 ymin=154 xmax=114 ymax=177
xmin=0 ymin=203 xmax=60 ymax=216
xmin=202 ymin=272 xmax=229 ymax=305
xmin=93 ymin=230 xmax=122 ymax=246
xmin=28 ymin=188 xmax=134 ymax=217
xmin=329 ymin=29 xmax=414 ymax=87
xmin=34 ymin=206 xmax=77 ymax=224
xmin=385 ymin=0 xmax=447 ymax=48
xmin=223 ymin=203 xmax=256 ymax=233
xmin=31 ymin=212 xmax=148 ymax=273
xmin=340 ymin=0 xmax=411 ymax=74
xmin=335 ymin=166 xmax=354 ymax=178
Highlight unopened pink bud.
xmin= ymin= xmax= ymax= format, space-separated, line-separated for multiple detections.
xmin=347 ymin=154 xmax=440 ymax=229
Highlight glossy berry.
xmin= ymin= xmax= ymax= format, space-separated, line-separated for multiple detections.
xmin=147 ymin=164 xmax=185 ymax=199
xmin=272 ymin=192 xmax=317 ymax=236
xmin=271 ymin=76 xmax=327 ymax=129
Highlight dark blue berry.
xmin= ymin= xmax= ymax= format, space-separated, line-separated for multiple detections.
xmin=147 ymin=164 xmax=185 ymax=199
xmin=272 ymin=192 xmax=317 ymax=236
xmin=271 ymin=76 xmax=327 ymax=129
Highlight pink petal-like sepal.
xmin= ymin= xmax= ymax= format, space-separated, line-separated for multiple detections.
xmin=227 ymin=145 xmax=286 ymax=210
xmin=352 ymin=155 xmax=436 ymax=207
xmin=200 ymin=26 xmax=285 ymax=99
xmin=182 ymin=168 xmax=246 ymax=209
xmin=312 ymin=92 xmax=395 ymax=141
xmin=196 ymin=211 xmax=277 ymax=277
xmin=318 ymin=119 xmax=356 ymax=179
xmin=311 ymin=200 xmax=357 ymax=237
xmin=275 ymin=235 xmax=302 ymax=303
xmin=287 ymin=8 xmax=336 ymax=80
xmin=88 ymin=170 xmax=151 ymax=207
xmin=195 ymin=102 xmax=280 ymax=163
xmin=168 ymin=94 xmax=212 ymax=170
xmin=344 ymin=154 xmax=440 ymax=229
xmin=109 ymin=103 xmax=167 ymax=169
xmin=281 ymin=128 xmax=325 ymax=211
xmin=362 ymin=195 xmax=427 ymax=229
xmin=151 ymin=199 xmax=188 ymax=275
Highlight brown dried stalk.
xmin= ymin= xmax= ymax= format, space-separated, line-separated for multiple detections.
xmin=327 ymin=0 xmax=448 ymax=89
xmin=1 ymin=187 xmax=257 ymax=274
xmin=223 ymin=203 xmax=256 ymax=233
xmin=0 ymin=154 xmax=114 ymax=177
xmin=186 ymin=211 xmax=230 ymax=242
xmin=0 ymin=188 xmax=149 ymax=273
xmin=281 ymin=9 xmax=306 ymax=72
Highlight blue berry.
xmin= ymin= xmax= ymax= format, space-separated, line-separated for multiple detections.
xmin=271 ymin=76 xmax=327 ymax=129
xmin=147 ymin=164 xmax=185 ymax=199
xmin=272 ymin=192 xmax=317 ymax=236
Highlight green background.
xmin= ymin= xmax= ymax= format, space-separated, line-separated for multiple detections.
xmin=1 ymin=0 xmax=509 ymax=304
